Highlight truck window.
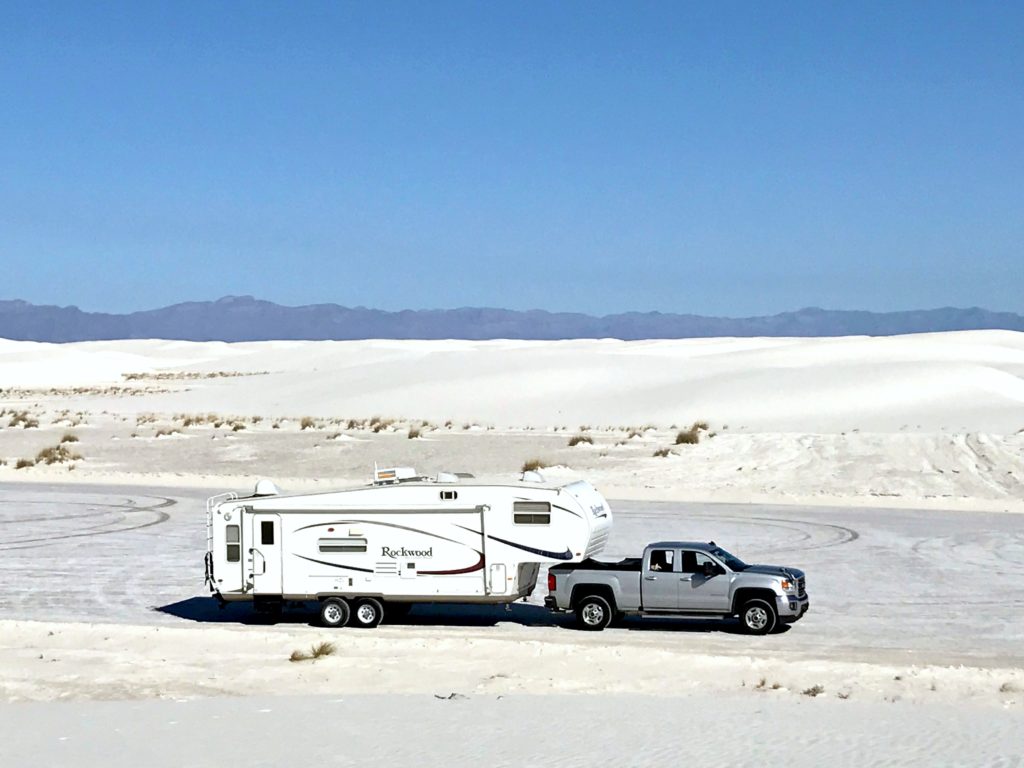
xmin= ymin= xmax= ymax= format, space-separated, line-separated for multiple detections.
xmin=513 ymin=501 xmax=551 ymax=525
xmin=226 ymin=525 xmax=240 ymax=562
xmin=682 ymin=551 xmax=717 ymax=573
xmin=649 ymin=549 xmax=674 ymax=571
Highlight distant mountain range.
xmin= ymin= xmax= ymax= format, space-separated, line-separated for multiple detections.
xmin=1 ymin=297 xmax=1022 ymax=342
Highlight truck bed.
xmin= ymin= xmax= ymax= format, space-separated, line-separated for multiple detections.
xmin=549 ymin=557 xmax=642 ymax=573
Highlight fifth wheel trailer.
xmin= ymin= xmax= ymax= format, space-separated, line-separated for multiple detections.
xmin=205 ymin=467 xmax=612 ymax=627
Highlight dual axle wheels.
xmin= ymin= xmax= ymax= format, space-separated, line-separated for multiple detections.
xmin=319 ymin=597 xmax=384 ymax=628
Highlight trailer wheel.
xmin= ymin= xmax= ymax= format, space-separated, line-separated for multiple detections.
xmin=319 ymin=598 xmax=350 ymax=628
xmin=575 ymin=594 xmax=613 ymax=631
xmin=739 ymin=598 xmax=777 ymax=635
xmin=351 ymin=597 xmax=384 ymax=628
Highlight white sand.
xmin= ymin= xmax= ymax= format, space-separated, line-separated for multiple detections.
xmin=2 ymin=332 xmax=1023 ymax=764
xmin=2 ymin=331 xmax=1023 ymax=431
xmin=2 ymin=331 xmax=1023 ymax=511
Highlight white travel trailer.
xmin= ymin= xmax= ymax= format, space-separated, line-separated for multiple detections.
xmin=204 ymin=467 xmax=612 ymax=627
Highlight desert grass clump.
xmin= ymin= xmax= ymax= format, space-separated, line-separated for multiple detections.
xmin=653 ymin=448 xmax=672 ymax=458
xmin=567 ymin=434 xmax=593 ymax=447
xmin=521 ymin=458 xmax=549 ymax=472
xmin=15 ymin=458 xmax=35 ymax=469
xmin=60 ymin=432 xmax=79 ymax=444
xmin=675 ymin=426 xmax=700 ymax=445
xmin=135 ymin=413 xmax=158 ymax=426
xmin=35 ymin=443 xmax=82 ymax=465
xmin=300 ymin=416 xmax=317 ymax=430
xmin=408 ymin=426 xmax=421 ymax=439
xmin=154 ymin=427 xmax=181 ymax=438
xmin=369 ymin=416 xmax=394 ymax=433
xmin=999 ymin=681 xmax=1018 ymax=693
xmin=8 ymin=411 xmax=39 ymax=429
xmin=802 ymin=684 xmax=825 ymax=697
xmin=231 ymin=421 xmax=246 ymax=432
xmin=289 ymin=641 xmax=336 ymax=663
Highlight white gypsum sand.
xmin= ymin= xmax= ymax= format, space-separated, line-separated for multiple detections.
xmin=1 ymin=331 xmax=1023 ymax=510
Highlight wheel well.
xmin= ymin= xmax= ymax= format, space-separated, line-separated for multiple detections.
xmin=731 ymin=588 xmax=777 ymax=616
xmin=570 ymin=584 xmax=617 ymax=612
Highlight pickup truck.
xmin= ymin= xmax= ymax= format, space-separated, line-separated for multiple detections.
xmin=545 ymin=540 xmax=809 ymax=634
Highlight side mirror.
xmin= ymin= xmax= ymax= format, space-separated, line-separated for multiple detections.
xmin=702 ymin=561 xmax=718 ymax=578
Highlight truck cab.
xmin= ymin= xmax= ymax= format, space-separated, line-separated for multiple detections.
xmin=546 ymin=541 xmax=809 ymax=634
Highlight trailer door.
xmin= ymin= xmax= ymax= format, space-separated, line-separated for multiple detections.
xmin=249 ymin=513 xmax=283 ymax=595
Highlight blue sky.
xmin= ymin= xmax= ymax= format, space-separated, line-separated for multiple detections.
xmin=1 ymin=2 xmax=1021 ymax=315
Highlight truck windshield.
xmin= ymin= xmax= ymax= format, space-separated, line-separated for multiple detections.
xmin=709 ymin=546 xmax=748 ymax=571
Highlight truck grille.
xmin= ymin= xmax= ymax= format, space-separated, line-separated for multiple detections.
xmin=797 ymin=577 xmax=806 ymax=597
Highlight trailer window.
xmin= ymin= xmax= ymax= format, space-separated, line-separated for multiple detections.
xmin=513 ymin=501 xmax=551 ymax=525
xmin=226 ymin=525 xmax=240 ymax=562
xmin=319 ymin=538 xmax=368 ymax=553
xmin=261 ymin=520 xmax=275 ymax=545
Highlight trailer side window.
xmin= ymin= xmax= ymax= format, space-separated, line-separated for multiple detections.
xmin=261 ymin=520 xmax=275 ymax=545
xmin=226 ymin=525 xmax=240 ymax=562
xmin=319 ymin=538 xmax=368 ymax=553
xmin=513 ymin=501 xmax=551 ymax=525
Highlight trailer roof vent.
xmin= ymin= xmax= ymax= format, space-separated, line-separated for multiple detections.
xmin=253 ymin=479 xmax=280 ymax=497
xmin=521 ymin=470 xmax=545 ymax=483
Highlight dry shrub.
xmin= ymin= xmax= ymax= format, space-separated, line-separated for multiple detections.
xmin=300 ymin=417 xmax=316 ymax=430
xmin=231 ymin=422 xmax=246 ymax=432
xmin=653 ymin=448 xmax=672 ymax=458
xmin=290 ymin=641 xmax=336 ymax=662
xmin=567 ymin=434 xmax=593 ymax=447
xmin=15 ymin=458 xmax=35 ymax=469
xmin=802 ymin=685 xmax=825 ymax=697
xmin=60 ymin=432 xmax=79 ymax=444
xmin=521 ymin=458 xmax=548 ymax=472
xmin=35 ymin=444 xmax=82 ymax=465
xmin=675 ymin=427 xmax=700 ymax=445
xmin=154 ymin=428 xmax=180 ymax=438
xmin=408 ymin=427 xmax=421 ymax=439
xmin=8 ymin=411 xmax=39 ymax=429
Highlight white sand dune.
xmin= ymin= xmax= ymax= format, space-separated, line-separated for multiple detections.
xmin=2 ymin=331 xmax=1024 ymax=510
xmin=2 ymin=331 xmax=1023 ymax=432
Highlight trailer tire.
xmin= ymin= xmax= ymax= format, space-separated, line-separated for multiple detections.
xmin=575 ymin=594 xmax=613 ymax=631
xmin=739 ymin=598 xmax=777 ymax=635
xmin=319 ymin=598 xmax=350 ymax=628
xmin=351 ymin=597 xmax=384 ymax=628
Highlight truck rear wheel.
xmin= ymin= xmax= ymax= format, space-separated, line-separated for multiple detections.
xmin=351 ymin=597 xmax=384 ymax=628
xmin=319 ymin=598 xmax=350 ymax=628
xmin=575 ymin=595 xmax=613 ymax=631
xmin=739 ymin=598 xmax=777 ymax=635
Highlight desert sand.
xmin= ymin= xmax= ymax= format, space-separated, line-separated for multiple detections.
xmin=1 ymin=332 xmax=1023 ymax=765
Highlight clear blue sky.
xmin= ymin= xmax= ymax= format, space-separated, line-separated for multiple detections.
xmin=1 ymin=2 xmax=1021 ymax=316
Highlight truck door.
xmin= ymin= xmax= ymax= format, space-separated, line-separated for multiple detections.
xmin=679 ymin=550 xmax=730 ymax=611
xmin=642 ymin=547 xmax=679 ymax=610
xmin=249 ymin=513 xmax=283 ymax=595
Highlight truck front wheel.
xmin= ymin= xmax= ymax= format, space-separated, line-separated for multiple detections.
xmin=739 ymin=598 xmax=777 ymax=634
xmin=575 ymin=595 xmax=613 ymax=631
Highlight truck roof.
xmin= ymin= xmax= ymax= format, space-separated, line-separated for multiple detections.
xmin=647 ymin=541 xmax=717 ymax=551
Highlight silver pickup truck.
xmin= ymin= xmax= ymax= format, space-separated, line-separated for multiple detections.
xmin=545 ymin=540 xmax=809 ymax=634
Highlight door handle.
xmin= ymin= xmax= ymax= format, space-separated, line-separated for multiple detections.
xmin=644 ymin=575 xmax=657 ymax=580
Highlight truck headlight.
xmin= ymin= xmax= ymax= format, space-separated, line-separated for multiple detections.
xmin=780 ymin=579 xmax=794 ymax=592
